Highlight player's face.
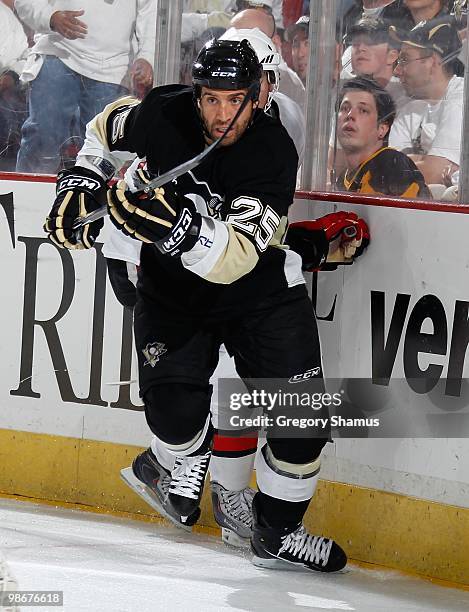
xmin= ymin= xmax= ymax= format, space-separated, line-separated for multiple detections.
xmin=199 ymin=87 xmax=257 ymax=146
xmin=337 ymin=90 xmax=389 ymax=154
xmin=351 ymin=36 xmax=398 ymax=81
xmin=291 ymin=31 xmax=309 ymax=84
xmin=393 ymin=44 xmax=433 ymax=98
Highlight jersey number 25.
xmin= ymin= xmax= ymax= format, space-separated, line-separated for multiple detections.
xmin=226 ymin=196 xmax=280 ymax=252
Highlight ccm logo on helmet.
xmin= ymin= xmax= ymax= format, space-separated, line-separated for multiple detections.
xmin=211 ymin=71 xmax=237 ymax=77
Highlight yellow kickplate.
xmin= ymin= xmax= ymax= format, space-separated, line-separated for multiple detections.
xmin=0 ymin=429 xmax=467 ymax=586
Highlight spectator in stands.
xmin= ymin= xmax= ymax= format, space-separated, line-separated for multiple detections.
xmin=285 ymin=14 xmax=309 ymax=86
xmin=335 ymin=76 xmax=431 ymax=198
xmin=345 ymin=16 xmax=408 ymax=109
xmin=389 ymin=19 xmax=463 ymax=186
xmin=404 ymin=1 xmax=466 ymax=75
xmin=235 ymin=0 xmax=284 ymax=32
xmin=15 ymin=0 xmax=155 ymax=175
xmin=230 ymin=7 xmax=305 ymax=106
xmin=0 ymin=0 xmax=28 ymax=170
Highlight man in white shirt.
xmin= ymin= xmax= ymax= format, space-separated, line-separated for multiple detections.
xmin=15 ymin=0 xmax=156 ymax=174
xmin=0 ymin=0 xmax=28 ymax=75
xmin=389 ymin=19 xmax=463 ymax=185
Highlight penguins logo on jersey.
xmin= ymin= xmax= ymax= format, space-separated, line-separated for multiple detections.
xmin=183 ymin=171 xmax=224 ymax=218
xmin=142 ymin=342 xmax=167 ymax=368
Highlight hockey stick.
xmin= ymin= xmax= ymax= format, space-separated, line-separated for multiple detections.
xmin=72 ymin=82 xmax=259 ymax=230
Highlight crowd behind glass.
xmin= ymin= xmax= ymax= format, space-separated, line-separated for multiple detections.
xmin=0 ymin=0 xmax=466 ymax=201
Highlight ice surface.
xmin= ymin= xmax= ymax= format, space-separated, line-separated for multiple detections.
xmin=0 ymin=498 xmax=468 ymax=612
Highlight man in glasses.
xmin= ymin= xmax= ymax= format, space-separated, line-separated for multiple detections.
xmin=389 ymin=18 xmax=463 ymax=186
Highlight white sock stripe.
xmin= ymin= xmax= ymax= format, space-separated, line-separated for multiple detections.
xmin=255 ymin=445 xmax=319 ymax=502
xmin=264 ymin=445 xmax=321 ymax=479
xmin=162 ymin=412 xmax=211 ymax=457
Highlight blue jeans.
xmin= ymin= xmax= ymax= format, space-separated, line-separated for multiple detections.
xmin=16 ymin=56 xmax=128 ymax=174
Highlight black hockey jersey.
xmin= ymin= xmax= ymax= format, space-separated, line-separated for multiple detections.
xmin=336 ymin=147 xmax=431 ymax=199
xmin=84 ymin=85 xmax=300 ymax=317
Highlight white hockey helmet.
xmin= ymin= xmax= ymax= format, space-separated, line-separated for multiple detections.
xmin=220 ymin=27 xmax=280 ymax=110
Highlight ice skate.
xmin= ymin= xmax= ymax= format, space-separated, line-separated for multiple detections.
xmin=251 ymin=496 xmax=347 ymax=573
xmin=121 ymin=448 xmax=200 ymax=531
xmin=0 ymin=555 xmax=19 ymax=612
xmin=168 ymin=449 xmax=212 ymax=521
xmin=211 ymin=482 xmax=255 ymax=548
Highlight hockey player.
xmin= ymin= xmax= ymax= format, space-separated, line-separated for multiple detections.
xmin=107 ymin=28 xmax=308 ymax=547
xmin=45 ymin=39 xmax=364 ymax=572
xmin=106 ymin=29 xmax=367 ymax=550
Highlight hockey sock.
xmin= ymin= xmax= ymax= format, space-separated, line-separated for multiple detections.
xmin=150 ymin=436 xmax=175 ymax=471
xmin=210 ymin=432 xmax=257 ymax=490
xmin=255 ymin=492 xmax=310 ymax=528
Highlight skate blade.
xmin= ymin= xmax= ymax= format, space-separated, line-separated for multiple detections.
xmin=252 ymin=555 xmax=316 ymax=573
xmin=120 ymin=467 xmax=193 ymax=532
xmin=221 ymin=527 xmax=251 ymax=549
xmin=252 ymin=554 xmax=347 ymax=573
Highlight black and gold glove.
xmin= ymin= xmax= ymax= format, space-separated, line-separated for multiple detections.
xmin=44 ymin=167 xmax=107 ymax=250
xmin=107 ymin=179 xmax=201 ymax=257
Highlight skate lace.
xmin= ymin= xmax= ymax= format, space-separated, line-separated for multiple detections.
xmin=169 ymin=451 xmax=211 ymax=500
xmin=220 ymin=488 xmax=254 ymax=526
xmin=159 ymin=473 xmax=171 ymax=497
xmin=278 ymin=525 xmax=333 ymax=566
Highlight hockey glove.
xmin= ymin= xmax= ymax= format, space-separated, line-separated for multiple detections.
xmin=44 ymin=167 xmax=107 ymax=250
xmin=107 ymin=177 xmax=202 ymax=257
xmin=287 ymin=211 xmax=370 ymax=272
